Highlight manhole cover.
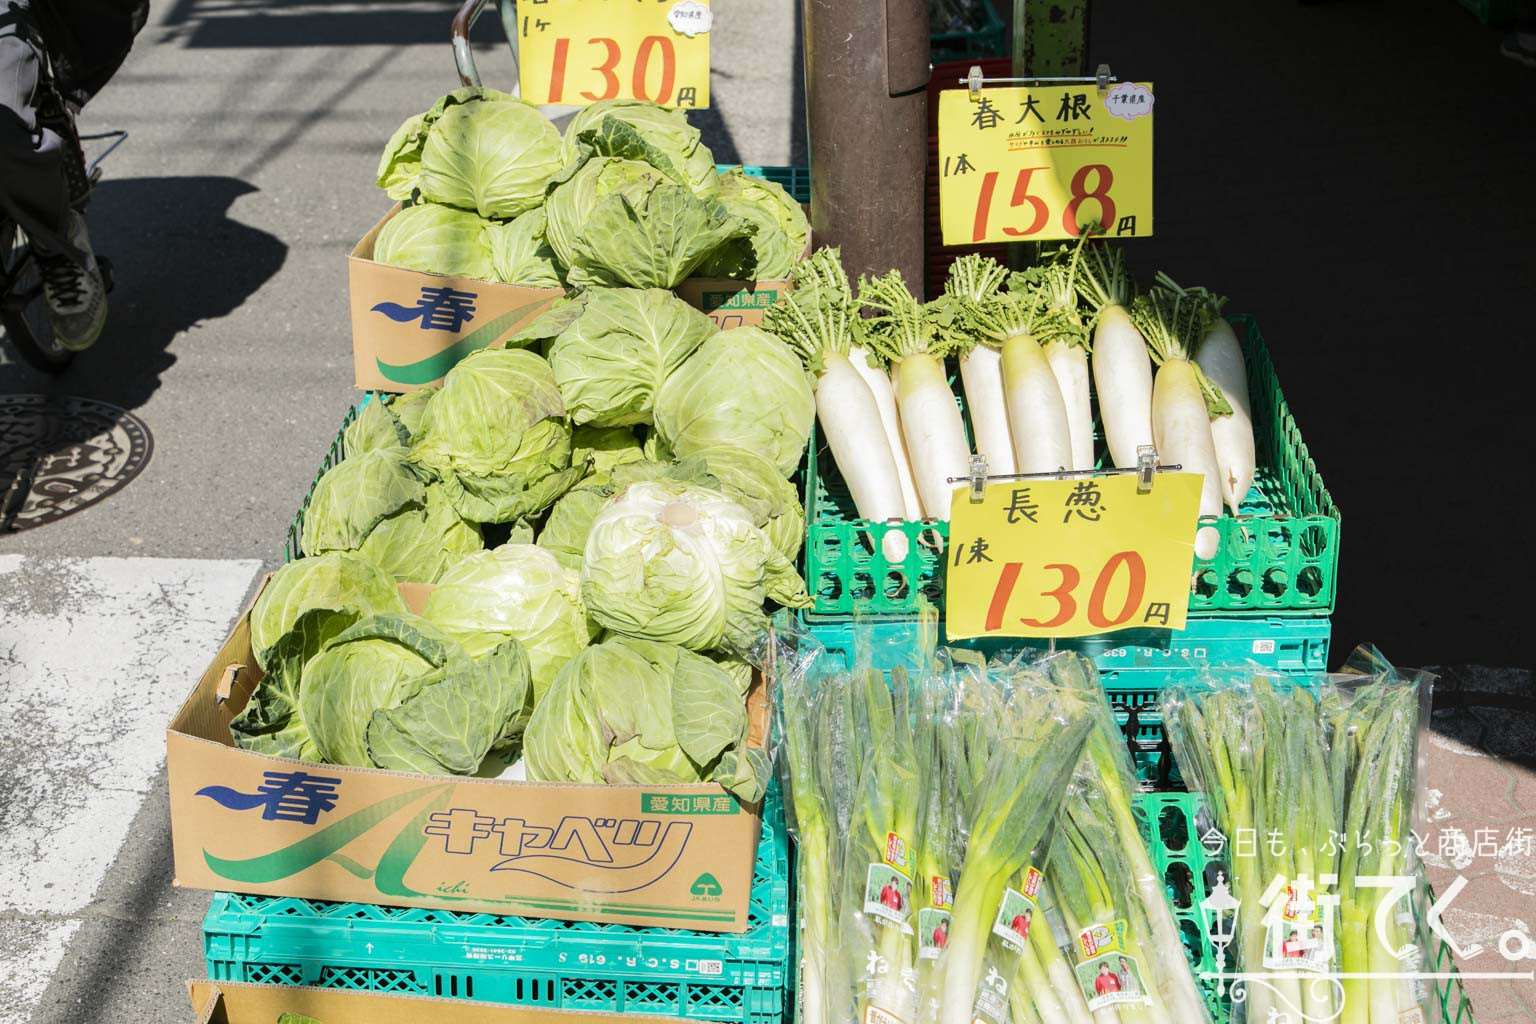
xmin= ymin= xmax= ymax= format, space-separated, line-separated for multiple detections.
xmin=1 ymin=395 xmax=152 ymax=532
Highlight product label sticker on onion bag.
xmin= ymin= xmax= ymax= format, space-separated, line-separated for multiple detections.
xmin=945 ymin=473 xmax=1202 ymax=639
xmin=989 ymin=867 xmax=1044 ymax=953
xmin=1074 ymin=920 xmax=1152 ymax=1011
xmin=1262 ymin=878 xmax=1336 ymax=972
xmin=518 ymin=0 xmax=711 ymax=108
xmin=863 ymin=862 xmax=915 ymax=932
xmin=936 ymin=82 xmax=1153 ymax=245
xmin=917 ymin=872 xmax=955 ymax=960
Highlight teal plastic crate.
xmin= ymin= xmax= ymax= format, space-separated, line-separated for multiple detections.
xmin=204 ymin=795 xmax=791 ymax=1022
xmin=930 ymin=0 xmax=1008 ymax=63
xmin=722 ymin=164 xmax=810 ymax=205
xmin=801 ymin=316 xmax=1341 ymax=621
xmin=1457 ymin=0 xmax=1520 ymax=25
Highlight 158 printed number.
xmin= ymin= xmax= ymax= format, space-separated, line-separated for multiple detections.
xmin=970 ymin=164 xmax=1116 ymax=242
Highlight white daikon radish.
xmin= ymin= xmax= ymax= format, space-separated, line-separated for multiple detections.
xmin=1079 ymin=241 xmax=1155 ymax=469
xmin=1179 ymin=282 xmax=1256 ymax=516
xmin=849 ymin=344 xmax=922 ymax=521
xmin=1130 ymin=283 xmax=1232 ymax=560
xmin=941 ymin=254 xmax=1014 ymax=476
xmin=1032 ymin=257 xmax=1096 ymax=472
xmin=968 ymin=292 xmax=1072 ymax=476
xmin=861 ymin=270 xmax=971 ymax=520
xmin=764 ymin=248 xmax=909 ymax=563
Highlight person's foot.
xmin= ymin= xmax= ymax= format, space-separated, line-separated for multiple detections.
xmin=1500 ymin=31 xmax=1536 ymax=68
xmin=36 ymin=210 xmax=107 ymax=352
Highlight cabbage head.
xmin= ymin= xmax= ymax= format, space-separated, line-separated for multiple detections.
xmin=581 ymin=480 xmax=810 ymax=655
xmin=681 ymin=445 xmax=805 ymax=560
xmin=488 ymin=207 xmax=563 ymax=288
xmin=248 ymin=552 xmax=405 ymax=672
xmin=535 ymin=457 xmax=711 ymax=570
xmin=373 ymin=203 xmax=495 ymax=281
xmin=422 ymin=544 xmax=596 ymax=702
xmin=653 ymin=326 xmax=814 ymax=475
xmin=234 ymin=614 xmax=533 ymax=775
xmin=546 ymin=288 xmax=717 ymax=426
xmin=343 ymin=398 xmax=410 ymax=454
xmin=544 ymin=154 xmax=746 ymax=289
xmin=695 ymin=169 xmax=808 ymax=280
xmin=410 ymin=348 xmax=586 ymax=524
xmin=523 ymin=635 xmax=767 ymax=800
xmin=376 ymin=86 xmax=509 ymax=199
xmin=572 ymin=425 xmax=646 ymax=477
xmin=389 ymin=387 xmax=436 ymax=442
xmin=415 ymin=94 xmax=562 ymax=219
xmin=561 ymin=99 xmax=719 ymax=196
xmin=300 ymin=448 xmax=483 ymax=582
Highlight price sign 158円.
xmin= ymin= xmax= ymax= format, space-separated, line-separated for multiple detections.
xmin=937 ymin=81 xmax=1154 ymax=244
xmin=944 ymin=471 xmax=1199 ymax=640
xmin=519 ymin=0 xmax=711 ymax=109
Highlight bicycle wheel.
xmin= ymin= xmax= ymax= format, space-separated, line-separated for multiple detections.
xmin=1 ymin=222 xmax=73 ymax=373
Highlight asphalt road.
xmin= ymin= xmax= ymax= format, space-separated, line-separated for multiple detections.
xmin=1 ymin=1 xmax=1533 ymax=1022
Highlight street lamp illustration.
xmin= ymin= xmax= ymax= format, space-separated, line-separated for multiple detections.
xmin=1202 ymin=871 xmax=1240 ymax=998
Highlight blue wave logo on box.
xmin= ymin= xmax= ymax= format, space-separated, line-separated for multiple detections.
xmin=370 ymin=292 xmax=551 ymax=386
xmin=196 ymin=770 xmax=342 ymax=826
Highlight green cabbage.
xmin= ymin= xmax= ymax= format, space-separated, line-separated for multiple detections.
xmin=561 ymin=99 xmax=719 ymax=196
xmin=653 ymin=326 xmax=815 ymax=474
xmin=376 ymin=87 xmax=509 ymax=199
xmin=572 ymin=425 xmax=647 ymax=478
xmin=681 ymin=445 xmax=805 ymax=560
xmin=388 ymin=387 xmax=436 ymax=442
xmin=544 ymin=155 xmax=746 ymax=289
xmin=248 ymin=553 xmax=405 ymax=672
xmin=414 ymin=94 xmax=563 ymax=219
xmin=488 ymin=207 xmax=563 ymax=288
xmin=409 ymin=348 xmax=586 ymax=524
xmin=694 ymin=170 xmax=808 ymax=280
xmin=299 ymin=448 xmax=483 ymax=582
xmin=372 ymin=203 xmax=495 ymax=281
xmin=580 ymin=479 xmax=810 ymax=655
xmin=234 ymin=613 xmax=532 ymax=775
xmin=535 ymin=457 xmax=711 ymax=570
xmin=421 ymin=544 xmax=596 ymax=702
xmin=546 ymin=288 xmax=717 ymax=426
xmin=524 ymin=635 xmax=766 ymax=800
xmin=343 ymin=398 xmax=409 ymax=454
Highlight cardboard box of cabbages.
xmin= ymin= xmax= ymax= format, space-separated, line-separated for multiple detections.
xmin=676 ymin=274 xmax=795 ymax=330
xmin=166 ymin=578 xmax=770 ymax=932
xmin=348 ymin=206 xmax=564 ymax=393
xmin=188 ymin=981 xmax=672 ymax=1024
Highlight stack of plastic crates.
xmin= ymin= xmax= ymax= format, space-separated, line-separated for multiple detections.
xmin=205 ymin=791 xmax=792 ymax=1022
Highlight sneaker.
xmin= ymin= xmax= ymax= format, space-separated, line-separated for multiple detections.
xmin=1500 ymin=32 xmax=1536 ymax=68
xmin=36 ymin=210 xmax=107 ymax=351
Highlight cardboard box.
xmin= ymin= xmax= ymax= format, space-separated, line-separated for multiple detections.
xmin=167 ymin=578 xmax=767 ymax=932
xmin=676 ymin=275 xmax=794 ymax=330
xmin=348 ymin=207 xmax=564 ymax=393
xmin=188 ymin=981 xmax=678 ymax=1024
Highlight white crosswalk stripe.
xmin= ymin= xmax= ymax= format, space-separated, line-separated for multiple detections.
xmin=0 ymin=555 xmax=261 ymax=1024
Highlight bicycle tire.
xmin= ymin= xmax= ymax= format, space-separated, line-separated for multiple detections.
xmin=1 ymin=223 xmax=73 ymax=373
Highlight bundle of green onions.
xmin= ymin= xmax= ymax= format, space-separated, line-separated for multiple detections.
xmin=778 ymin=642 xmax=1214 ymax=1024
xmin=1163 ymin=654 xmax=1429 ymax=1024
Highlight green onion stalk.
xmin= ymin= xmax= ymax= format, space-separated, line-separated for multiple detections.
xmin=936 ymin=676 xmax=1094 ymax=1024
xmin=842 ymin=665 xmax=927 ymax=1024
xmin=1045 ymin=656 xmax=1212 ymax=1024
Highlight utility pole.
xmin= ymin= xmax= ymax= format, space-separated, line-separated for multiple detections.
xmin=803 ymin=0 xmax=929 ymax=295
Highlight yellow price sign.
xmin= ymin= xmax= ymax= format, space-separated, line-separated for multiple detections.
xmin=944 ymin=472 xmax=1200 ymax=640
xmin=936 ymin=82 xmax=1153 ymax=245
xmin=518 ymin=0 xmax=711 ymax=109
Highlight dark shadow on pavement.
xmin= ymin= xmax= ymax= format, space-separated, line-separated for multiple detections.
xmin=0 ymin=176 xmax=288 ymax=413
xmin=157 ymin=0 xmax=460 ymax=49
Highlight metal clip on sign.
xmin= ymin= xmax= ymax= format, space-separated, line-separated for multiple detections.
xmin=963 ymin=62 xmax=1118 ymax=99
xmin=951 ymin=447 xmax=1180 ymax=498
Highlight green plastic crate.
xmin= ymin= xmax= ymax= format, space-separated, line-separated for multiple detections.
xmin=1458 ymin=0 xmax=1520 ymax=26
xmin=930 ymin=0 xmax=1008 ymax=63
xmin=801 ymin=316 xmax=1341 ymax=621
xmin=204 ymin=793 xmax=791 ymax=1022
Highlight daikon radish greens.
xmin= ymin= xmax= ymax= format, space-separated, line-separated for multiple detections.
xmin=861 ymin=271 xmax=971 ymax=519
xmin=940 ymin=255 xmax=1014 ymax=476
xmin=1021 ymin=249 xmax=1096 ymax=472
xmin=1077 ymin=240 xmax=1155 ymax=470
xmin=1162 ymin=273 xmax=1258 ymax=516
xmin=1129 ymin=282 xmax=1228 ymax=559
xmin=964 ymin=291 xmax=1073 ymax=476
xmin=765 ymin=249 xmax=910 ymax=562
